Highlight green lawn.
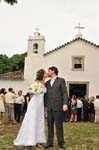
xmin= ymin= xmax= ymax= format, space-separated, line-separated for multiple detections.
xmin=0 ymin=122 xmax=99 ymax=150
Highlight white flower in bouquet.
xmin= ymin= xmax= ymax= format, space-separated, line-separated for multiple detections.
xmin=29 ymin=81 xmax=45 ymax=95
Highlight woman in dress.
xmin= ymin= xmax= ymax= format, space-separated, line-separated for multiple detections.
xmin=0 ymin=88 xmax=6 ymax=124
xmin=70 ymin=95 xmax=77 ymax=122
xmin=14 ymin=69 xmax=47 ymax=149
xmin=88 ymin=96 xmax=95 ymax=122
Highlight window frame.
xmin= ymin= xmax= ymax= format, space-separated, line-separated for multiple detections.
xmin=72 ymin=56 xmax=85 ymax=71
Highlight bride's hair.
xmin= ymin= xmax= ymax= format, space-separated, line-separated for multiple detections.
xmin=35 ymin=69 xmax=45 ymax=81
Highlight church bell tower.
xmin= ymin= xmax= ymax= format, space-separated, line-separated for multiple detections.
xmin=27 ymin=28 xmax=45 ymax=56
xmin=24 ymin=29 xmax=45 ymax=82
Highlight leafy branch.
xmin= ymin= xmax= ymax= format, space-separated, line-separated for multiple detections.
xmin=4 ymin=0 xmax=18 ymax=5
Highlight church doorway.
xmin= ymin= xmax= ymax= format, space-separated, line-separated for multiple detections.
xmin=67 ymin=81 xmax=89 ymax=98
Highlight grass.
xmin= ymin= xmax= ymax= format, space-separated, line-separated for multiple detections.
xmin=0 ymin=121 xmax=99 ymax=150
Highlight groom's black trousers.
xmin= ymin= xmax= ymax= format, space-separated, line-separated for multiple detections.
xmin=47 ymin=110 xmax=64 ymax=145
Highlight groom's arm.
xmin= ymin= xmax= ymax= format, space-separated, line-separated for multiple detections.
xmin=61 ymin=78 xmax=68 ymax=104
xmin=60 ymin=78 xmax=68 ymax=111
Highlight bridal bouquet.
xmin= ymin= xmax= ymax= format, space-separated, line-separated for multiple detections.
xmin=29 ymin=81 xmax=45 ymax=95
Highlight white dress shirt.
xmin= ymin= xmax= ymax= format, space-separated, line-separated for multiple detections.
xmin=77 ymin=99 xmax=83 ymax=108
xmin=94 ymin=99 xmax=99 ymax=110
xmin=15 ymin=95 xmax=24 ymax=104
xmin=50 ymin=76 xmax=57 ymax=87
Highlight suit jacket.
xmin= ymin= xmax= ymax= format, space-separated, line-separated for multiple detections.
xmin=44 ymin=77 xmax=68 ymax=111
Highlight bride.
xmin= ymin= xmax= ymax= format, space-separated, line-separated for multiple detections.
xmin=14 ymin=69 xmax=47 ymax=149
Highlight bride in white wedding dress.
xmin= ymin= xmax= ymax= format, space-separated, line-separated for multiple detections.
xmin=14 ymin=69 xmax=47 ymax=148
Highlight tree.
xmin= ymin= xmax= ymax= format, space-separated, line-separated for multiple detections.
xmin=10 ymin=53 xmax=27 ymax=71
xmin=4 ymin=0 xmax=18 ymax=5
xmin=0 ymin=54 xmax=12 ymax=73
xmin=0 ymin=52 xmax=27 ymax=73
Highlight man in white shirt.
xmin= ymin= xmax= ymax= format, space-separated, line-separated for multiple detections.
xmin=94 ymin=95 xmax=99 ymax=123
xmin=77 ymin=98 xmax=83 ymax=121
xmin=5 ymin=88 xmax=16 ymax=124
xmin=14 ymin=90 xmax=24 ymax=123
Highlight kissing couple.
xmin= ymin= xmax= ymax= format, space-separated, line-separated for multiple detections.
xmin=14 ymin=66 xmax=68 ymax=150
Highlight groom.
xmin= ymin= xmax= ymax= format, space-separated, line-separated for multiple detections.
xmin=44 ymin=66 xmax=68 ymax=149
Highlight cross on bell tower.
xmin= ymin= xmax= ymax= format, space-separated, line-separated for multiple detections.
xmin=35 ymin=27 xmax=40 ymax=32
xmin=75 ymin=23 xmax=84 ymax=38
xmin=34 ymin=27 xmax=40 ymax=36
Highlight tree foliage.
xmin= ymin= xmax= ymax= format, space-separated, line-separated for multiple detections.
xmin=0 ymin=52 xmax=27 ymax=73
xmin=4 ymin=0 xmax=18 ymax=5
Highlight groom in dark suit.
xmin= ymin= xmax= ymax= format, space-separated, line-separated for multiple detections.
xmin=44 ymin=66 xmax=68 ymax=149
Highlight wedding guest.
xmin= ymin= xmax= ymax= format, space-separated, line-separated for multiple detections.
xmin=88 ymin=96 xmax=95 ymax=122
xmin=67 ymin=96 xmax=72 ymax=120
xmin=22 ymin=92 xmax=30 ymax=118
xmin=0 ymin=88 xmax=6 ymax=124
xmin=82 ymin=96 xmax=90 ymax=121
xmin=77 ymin=97 xmax=83 ymax=122
xmin=14 ymin=90 xmax=25 ymax=123
xmin=70 ymin=95 xmax=77 ymax=122
xmin=94 ymin=95 xmax=99 ymax=123
xmin=5 ymin=88 xmax=16 ymax=124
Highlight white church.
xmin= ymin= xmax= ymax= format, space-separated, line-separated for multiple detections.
xmin=0 ymin=25 xmax=99 ymax=97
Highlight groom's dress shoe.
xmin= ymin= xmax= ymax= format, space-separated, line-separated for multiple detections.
xmin=59 ymin=144 xmax=66 ymax=149
xmin=44 ymin=144 xmax=53 ymax=149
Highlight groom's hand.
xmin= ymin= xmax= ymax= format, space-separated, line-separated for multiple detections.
xmin=63 ymin=104 xmax=68 ymax=112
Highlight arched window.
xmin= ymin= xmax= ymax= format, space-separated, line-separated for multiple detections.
xmin=33 ymin=43 xmax=38 ymax=53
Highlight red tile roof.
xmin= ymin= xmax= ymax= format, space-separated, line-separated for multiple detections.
xmin=0 ymin=71 xmax=24 ymax=80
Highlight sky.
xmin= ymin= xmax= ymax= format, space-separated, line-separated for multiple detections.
xmin=0 ymin=0 xmax=99 ymax=57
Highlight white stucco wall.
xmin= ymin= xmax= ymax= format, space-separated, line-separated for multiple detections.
xmin=0 ymin=79 xmax=29 ymax=95
xmin=24 ymin=39 xmax=99 ymax=96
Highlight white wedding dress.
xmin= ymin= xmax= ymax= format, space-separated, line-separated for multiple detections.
xmin=14 ymin=87 xmax=46 ymax=146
